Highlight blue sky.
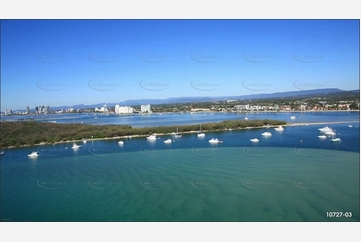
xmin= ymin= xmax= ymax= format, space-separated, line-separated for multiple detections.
xmin=1 ymin=20 xmax=359 ymax=110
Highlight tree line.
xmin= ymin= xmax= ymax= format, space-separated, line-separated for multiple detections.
xmin=0 ymin=119 xmax=286 ymax=148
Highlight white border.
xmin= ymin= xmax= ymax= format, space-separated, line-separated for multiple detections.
xmin=1 ymin=0 xmax=360 ymax=241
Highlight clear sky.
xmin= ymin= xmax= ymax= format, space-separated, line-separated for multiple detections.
xmin=1 ymin=19 xmax=359 ymax=110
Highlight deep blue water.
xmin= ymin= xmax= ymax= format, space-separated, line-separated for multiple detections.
xmin=1 ymin=113 xmax=360 ymax=222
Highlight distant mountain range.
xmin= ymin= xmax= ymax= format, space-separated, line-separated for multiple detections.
xmin=16 ymin=88 xmax=360 ymax=111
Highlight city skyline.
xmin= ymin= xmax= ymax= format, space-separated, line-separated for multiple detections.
xmin=1 ymin=19 xmax=360 ymax=110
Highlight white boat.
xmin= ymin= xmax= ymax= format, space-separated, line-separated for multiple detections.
xmin=0 ymin=151 xmax=4 ymax=156
xmin=348 ymin=125 xmax=353 ymax=128
xmin=71 ymin=143 xmax=81 ymax=149
xmin=331 ymin=138 xmax=341 ymax=142
xmin=318 ymin=135 xmax=327 ymax=139
xmin=28 ymin=151 xmax=39 ymax=157
xmin=274 ymin=126 xmax=284 ymax=131
xmin=261 ymin=132 xmax=272 ymax=136
xmin=197 ymin=124 xmax=205 ymax=137
xmin=172 ymin=127 xmax=182 ymax=138
xmin=245 ymin=117 xmax=249 ymax=120
xmin=318 ymin=126 xmax=333 ymax=132
xmin=146 ymin=135 xmax=157 ymax=140
xmin=164 ymin=139 xmax=172 ymax=144
xmin=118 ymin=140 xmax=124 ymax=145
xmin=82 ymin=139 xmax=87 ymax=143
xmin=290 ymin=116 xmax=296 ymax=120
xmin=250 ymin=138 xmax=259 ymax=142
xmin=209 ymin=138 xmax=223 ymax=144
xmin=325 ymin=131 xmax=336 ymax=136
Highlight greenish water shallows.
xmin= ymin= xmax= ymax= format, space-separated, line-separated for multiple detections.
xmin=1 ymin=147 xmax=359 ymax=222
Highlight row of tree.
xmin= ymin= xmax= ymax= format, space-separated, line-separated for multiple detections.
xmin=0 ymin=119 xmax=286 ymax=148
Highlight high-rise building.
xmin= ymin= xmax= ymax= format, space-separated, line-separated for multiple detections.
xmin=141 ymin=104 xmax=152 ymax=113
xmin=115 ymin=104 xmax=120 ymax=113
xmin=26 ymin=106 xmax=30 ymax=114
xmin=5 ymin=109 xmax=12 ymax=115
xmin=44 ymin=106 xmax=50 ymax=114
xmin=103 ymin=104 xmax=108 ymax=112
xmin=115 ymin=105 xmax=134 ymax=114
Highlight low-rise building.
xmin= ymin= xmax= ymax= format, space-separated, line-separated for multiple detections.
xmin=234 ymin=104 xmax=249 ymax=111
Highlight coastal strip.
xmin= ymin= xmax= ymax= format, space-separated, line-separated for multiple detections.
xmin=286 ymin=120 xmax=360 ymax=126
xmin=1 ymin=119 xmax=285 ymax=149
xmin=1 ymin=119 xmax=359 ymax=149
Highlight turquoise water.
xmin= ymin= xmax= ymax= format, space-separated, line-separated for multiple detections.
xmin=1 ymin=120 xmax=360 ymax=222
xmin=1 ymin=147 xmax=359 ymax=222
xmin=1 ymin=121 xmax=360 ymax=222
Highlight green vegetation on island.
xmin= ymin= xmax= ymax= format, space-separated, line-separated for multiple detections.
xmin=0 ymin=119 xmax=286 ymax=148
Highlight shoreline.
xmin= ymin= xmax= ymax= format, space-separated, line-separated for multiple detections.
xmin=2 ymin=120 xmax=358 ymax=150
xmin=1 ymin=109 xmax=360 ymax=119
xmin=286 ymin=120 xmax=360 ymax=126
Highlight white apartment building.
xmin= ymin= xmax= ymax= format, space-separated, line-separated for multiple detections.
xmin=115 ymin=105 xmax=134 ymax=114
xmin=141 ymin=104 xmax=152 ymax=113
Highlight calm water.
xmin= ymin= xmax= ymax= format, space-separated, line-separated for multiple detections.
xmin=1 ymin=121 xmax=360 ymax=222
xmin=1 ymin=120 xmax=360 ymax=222
xmin=2 ymin=111 xmax=360 ymax=127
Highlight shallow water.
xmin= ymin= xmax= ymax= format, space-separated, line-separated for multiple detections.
xmin=1 ymin=121 xmax=360 ymax=222
xmin=1 ymin=146 xmax=359 ymax=222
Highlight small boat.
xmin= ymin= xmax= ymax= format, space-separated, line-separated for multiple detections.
xmin=348 ymin=125 xmax=353 ymax=128
xmin=0 ymin=151 xmax=4 ymax=156
xmin=172 ymin=127 xmax=182 ymax=138
xmin=71 ymin=143 xmax=81 ymax=149
xmin=318 ymin=135 xmax=327 ymax=139
xmin=274 ymin=126 xmax=284 ymax=131
xmin=325 ymin=131 xmax=336 ymax=136
xmin=209 ymin=138 xmax=223 ymax=144
xmin=118 ymin=140 xmax=124 ymax=145
xmin=245 ymin=117 xmax=249 ymax=120
xmin=146 ymin=135 xmax=157 ymax=140
xmin=197 ymin=124 xmax=205 ymax=137
xmin=82 ymin=139 xmax=87 ymax=143
xmin=290 ymin=116 xmax=296 ymax=120
xmin=250 ymin=138 xmax=259 ymax=142
xmin=164 ymin=139 xmax=172 ymax=144
xmin=28 ymin=151 xmax=39 ymax=157
xmin=197 ymin=132 xmax=205 ymax=138
xmin=331 ymin=138 xmax=341 ymax=142
xmin=318 ymin=126 xmax=333 ymax=132
xmin=261 ymin=132 xmax=272 ymax=136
